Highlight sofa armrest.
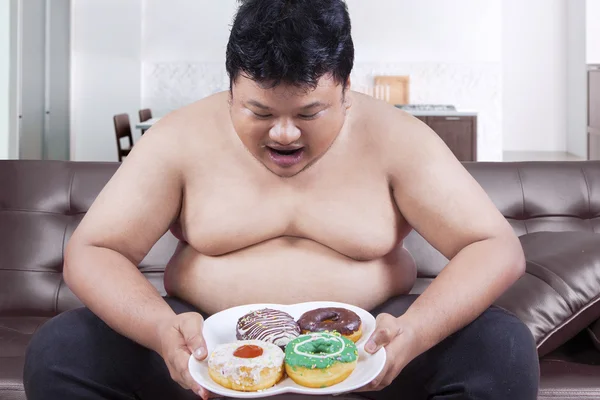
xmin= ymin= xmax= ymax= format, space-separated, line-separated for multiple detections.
xmin=493 ymin=231 xmax=600 ymax=357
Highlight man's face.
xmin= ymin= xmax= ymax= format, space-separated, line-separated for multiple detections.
xmin=229 ymin=75 xmax=350 ymax=177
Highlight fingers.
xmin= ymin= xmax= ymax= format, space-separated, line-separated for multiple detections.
xmin=365 ymin=313 xmax=401 ymax=354
xmin=355 ymin=360 xmax=390 ymax=392
xmin=332 ymin=391 xmax=351 ymax=397
xmin=174 ymin=348 xmax=209 ymax=398
xmin=160 ymin=313 xmax=213 ymax=398
xmin=373 ymin=338 xmax=405 ymax=389
xmin=358 ymin=330 xmax=409 ymax=392
xmin=179 ymin=312 xmax=207 ymax=360
xmin=198 ymin=387 xmax=211 ymax=400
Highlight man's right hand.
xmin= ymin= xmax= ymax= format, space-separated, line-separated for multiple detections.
xmin=156 ymin=312 xmax=211 ymax=399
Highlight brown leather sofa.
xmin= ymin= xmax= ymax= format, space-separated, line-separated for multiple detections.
xmin=1 ymin=159 xmax=600 ymax=400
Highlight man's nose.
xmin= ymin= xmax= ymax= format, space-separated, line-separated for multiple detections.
xmin=269 ymin=119 xmax=301 ymax=145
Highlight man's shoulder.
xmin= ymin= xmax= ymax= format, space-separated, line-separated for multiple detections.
xmin=141 ymin=92 xmax=229 ymax=147
xmin=150 ymin=92 xmax=228 ymax=137
xmin=126 ymin=92 xmax=230 ymax=173
xmin=350 ymin=92 xmax=432 ymax=151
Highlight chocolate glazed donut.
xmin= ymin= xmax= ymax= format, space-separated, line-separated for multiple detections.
xmin=297 ymin=307 xmax=363 ymax=343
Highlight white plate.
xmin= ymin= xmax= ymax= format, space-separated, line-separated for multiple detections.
xmin=189 ymin=301 xmax=386 ymax=398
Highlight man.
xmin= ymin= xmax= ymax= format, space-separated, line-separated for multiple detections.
xmin=24 ymin=0 xmax=539 ymax=399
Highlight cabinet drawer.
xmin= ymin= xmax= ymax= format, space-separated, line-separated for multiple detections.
xmin=427 ymin=116 xmax=477 ymax=161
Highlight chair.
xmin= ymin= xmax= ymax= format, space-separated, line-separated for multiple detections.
xmin=138 ymin=108 xmax=153 ymax=134
xmin=113 ymin=113 xmax=134 ymax=162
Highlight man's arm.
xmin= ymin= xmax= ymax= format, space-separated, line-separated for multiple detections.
xmin=387 ymin=114 xmax=525 ymax=357
xmin=64 ymin=120 xmax=184 ymax=354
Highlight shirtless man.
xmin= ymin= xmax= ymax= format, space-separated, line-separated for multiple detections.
xmin=23 ymin=1 xmax=539 ymax=399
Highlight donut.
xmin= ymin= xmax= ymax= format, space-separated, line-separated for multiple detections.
xmin=236 ymin=308 xmax=301 ymax=348
xmin=284 ymin=332 xmax=358 ymax=388
xmin=297 ymin=307 xmax=363 ymax=342
xmin=207 ymin=340 xmax=285 ymax=392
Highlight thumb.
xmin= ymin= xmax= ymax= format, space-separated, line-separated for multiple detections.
xmin=179 ymin=312 xmax=208 ymax=360
xmin=365 ymin=313 xmax=401 ymax=354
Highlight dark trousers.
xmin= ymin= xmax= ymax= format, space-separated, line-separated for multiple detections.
xmin=23 ymin=295 xmax=539 ymax=399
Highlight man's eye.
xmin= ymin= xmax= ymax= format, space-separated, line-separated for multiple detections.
xmin=253 ymin=112 xmax=272 ymax=118
xmin=298 ymin=112 xmax=320 ymax=119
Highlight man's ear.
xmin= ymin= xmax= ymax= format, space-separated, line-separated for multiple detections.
xmin=343 ymin=77 xmax=353 ymax=111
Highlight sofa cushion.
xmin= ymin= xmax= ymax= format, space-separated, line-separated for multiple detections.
xmin=0 ymin=317 xmax=48 ymax=400
xmin=494 ymin=231 xmax=600 ymax=357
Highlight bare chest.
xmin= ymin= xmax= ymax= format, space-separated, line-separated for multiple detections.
xmin=178 ymin=165 xmax=405 ymax=261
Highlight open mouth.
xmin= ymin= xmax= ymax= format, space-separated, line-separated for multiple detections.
xmin=269 ymin=148 xmax=303 ymax=156
xmin=267 ymin=146 xmax=305 ymax=167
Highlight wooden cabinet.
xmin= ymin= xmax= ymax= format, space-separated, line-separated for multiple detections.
xmin=417 ymin=116 xmax=477 ymax=161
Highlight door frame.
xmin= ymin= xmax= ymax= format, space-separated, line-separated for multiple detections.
xmin=8 ymin=0 xmax=20 ymax=159
xmin=588 ymin=64 xmax=600 ymax=160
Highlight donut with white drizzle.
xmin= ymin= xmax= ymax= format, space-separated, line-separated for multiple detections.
xmin=236 ymin=308 xmax=300 ymax=348
xmin=207 ymin=340 xmax=285 ymax=392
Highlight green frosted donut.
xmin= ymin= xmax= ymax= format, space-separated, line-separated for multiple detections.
xmin=284 ymin=332 xmax=358 ymax=370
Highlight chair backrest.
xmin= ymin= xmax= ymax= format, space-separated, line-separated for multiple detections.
xmin=113 ymin=114 xmax=134 ymax=161
xmin=139 ymin=108 xmax=152 ymax=123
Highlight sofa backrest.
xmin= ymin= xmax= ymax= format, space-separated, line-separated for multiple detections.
xmin=0 ymin=161 xmax=176 ymax=317
xmin=405 ymin=161 xmax=600 ymax=291
xmin=2 ymin=160 xmax=600 ymax=316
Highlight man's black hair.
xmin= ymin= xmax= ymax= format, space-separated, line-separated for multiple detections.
xmin=226 ymin=0 xmax=354 ymax=90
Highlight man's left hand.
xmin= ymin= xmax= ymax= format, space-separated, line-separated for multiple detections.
xmin=357 ymin=313 xmax=420 ymax=392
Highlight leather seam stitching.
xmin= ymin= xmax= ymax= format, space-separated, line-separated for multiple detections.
xmin=67 ymin=167 xmax=74 ymax=214
xmin=525 ymin=259 xmax=576 ymax=313
xmin=581 ymin=166 xmax=592 ymax=222
xmin=537 ymin=292 xmax=600 ymax=350
xmin=516 ymin=214 xmax=593 ymax=219
xmin=0 ymin=325 xmax=31 ymax=334
xmin=54 ymin=277 xmax=62 ymax=315
xmin=587 ymin=326 xmax=600 ymax=345
xmin=0 ymin=268 xmax=161 ymax=273
xmin=52 ymin=273 xmax=61 ymax=317
xmin=516 ymin=166 xmax=528 ymax=233
xmin=539 ymin=391 xmax=600 ymax=396
xmin=526 ymin=271 xmax=565 ymax=301
xmin=0 ymin=208 xmax=85 ymax=215
xmin=57 ymin=218 xmax=70 ymax=315
xmin=0 ymin=269 xmax=60 ymax=273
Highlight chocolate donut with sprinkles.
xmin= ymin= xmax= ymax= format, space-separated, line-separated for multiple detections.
xmin=236 ymin=308 xmax=301 ymax=348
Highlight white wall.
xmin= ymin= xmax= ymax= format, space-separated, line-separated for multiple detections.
xmin=347 ymin=0 xmax=501 ymax=64
xmin=587 ymin=0 xmax=600 ymax=63
xmin=141 ymin=0 xmax=236 ymax=114
xmin=71 ymin=0 xmax=142 ymax=161
xmin=502 ymin=0 xmax=568 ymax=153
xmin=142 ymin=0 xmax=503 ymax=160
xmin=142 ymin=0 xmax=238 ymax=63
xmin=0 ymin=0 xmax=10 ymax=159
xmin=567 ymin=0 xmax=588 ymax=159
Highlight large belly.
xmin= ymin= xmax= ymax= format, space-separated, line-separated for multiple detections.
xmin=164 ymin=237 xmax=417 ymax=315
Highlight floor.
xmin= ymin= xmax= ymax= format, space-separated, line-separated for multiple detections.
xmin=502 ymin=151 xmax=586 ymax=162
